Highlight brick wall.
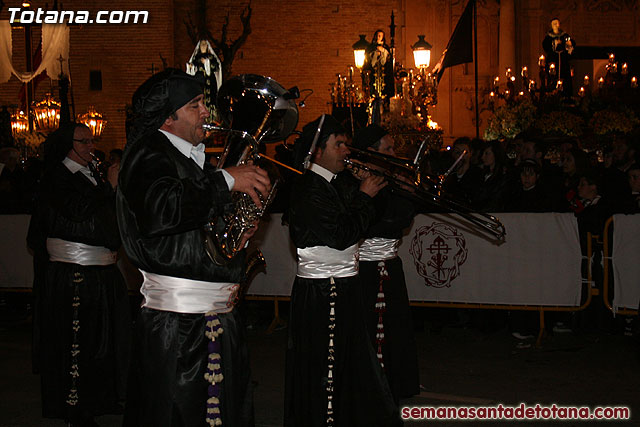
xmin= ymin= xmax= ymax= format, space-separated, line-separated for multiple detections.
xmin=0 ymin=0 xmax=174 ymax=153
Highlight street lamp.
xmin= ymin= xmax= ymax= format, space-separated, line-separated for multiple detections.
xmin=352 ymin=35 xmax=369 ymax=69
xmin=411 ymin=35 xmax=432 ymax=69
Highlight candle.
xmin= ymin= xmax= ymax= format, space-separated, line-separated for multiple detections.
xmin=521 ymin=66 xmax=528 ymax=78
xmin=549 ymin=63 xmax=556 ymax=75
xmin=510 ymin=76 xmax=516 ymax=82
xmin=631 ymin=77 xmax=638 ymax=88
xmin=612 ymin=63 xmax=618 ymax=73
xmin=609 ymin=53 xmax=615 ymax=63
xmin=556 ymin=79 xmax=563 ymax=90
xmin=598 ymin=77 xmax=605 ymax=88
xmin=579 ymin=86 xmax=585 ymax=97
xmin=529 ymin=79 xmax=537 ymax=90
xmin=489 ymin=91 xmax=495 ymax=98
xmin=583 ymin=75 xmax=589 ymax=86
xmin=518 ymin=91 xmax=524 ymax=96
xmin=506 ymin=67 xmax=512 ymax=78
xmin=622 ymin=63 xmax=628 ymax=75
xmin=538 ymin=55 xmax=545 ymax=67
xmin=504 ymin=90 xmax=510 ymax=96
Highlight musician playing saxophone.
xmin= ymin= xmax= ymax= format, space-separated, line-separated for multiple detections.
xmin=117 ymin=69 xmax=269 ymax=427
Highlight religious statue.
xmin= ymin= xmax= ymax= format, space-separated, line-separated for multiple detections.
xmin=186 ymin=40 xmax=223 ymax=120
xmin=542 ymin=18 xmax=575 ymax=96
xmin=363 ymin=30 xmax=395 ymax=124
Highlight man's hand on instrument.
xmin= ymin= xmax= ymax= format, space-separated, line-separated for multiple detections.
xmin=359 ymin=175 xmax=387 ymax=198
xmin=225 ymin=164 xmax=271 ymax=208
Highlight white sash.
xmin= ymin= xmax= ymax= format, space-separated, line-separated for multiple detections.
xmin=359 ymin=237 xmax=400 ymax=262
xmin=46 ymin=237 xmax=117 ymax=266
xmin=296 ymin=244 xmax=359 ymax=279
xmin=139 ymin=270 xmax=239 ymax=314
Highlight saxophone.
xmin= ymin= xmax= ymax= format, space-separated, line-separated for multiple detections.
xmin=202 ymin=74 xmax=299 ymax=265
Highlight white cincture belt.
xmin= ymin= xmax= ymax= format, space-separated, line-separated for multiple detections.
xmin=296 ymin=244 xmax=359 ymax=279
xmin=46 ymin=237 xmax=117 ymax=266
xmin=359 ymin=237 xmax=400 ymax=262
xmin=139 ymin=270 xmax=238 ymax=314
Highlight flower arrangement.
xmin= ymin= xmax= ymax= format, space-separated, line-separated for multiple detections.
xmin=13 ymin=130 xmax=46 ymax=158
xmin=380 ymin=109 xmax=421 ymax=133
xmin=535 ymin=110 xmax=584 ymax=137
xmin=483 ymin=98 xmax=537 ymax=141
xmin=589 ymin=108 xmax=639 ymax=135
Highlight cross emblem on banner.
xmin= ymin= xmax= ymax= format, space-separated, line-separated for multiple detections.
xmin=427 ymin=236 xmax=450 ymax=281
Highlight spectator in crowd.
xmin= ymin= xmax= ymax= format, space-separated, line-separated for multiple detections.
xmin=443 ymin=137 xmax=482 ymax=206
xmin=559 ymin=147 xmax=589 ymax=212
xmin=623 ymin=163 xmax=640 ymax=213
xmin=505 ymin=159 xmax=551 ymax=212
xmin=602 ymin=137 xmax=634 ymax=210
xmin=474 ymin=141 xmax=509 ymax=212
xmin=575 ymin=171 xmax=613 ymax=235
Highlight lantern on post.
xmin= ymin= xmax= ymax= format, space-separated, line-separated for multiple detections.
xmin=77 ymin=106 xmax=106 ymax=137
xmin=352 ymin=35 xmax=369 ymax=69
xmin=32 ymin=93 xmax=60 ymax=132
xmin=11 ymin=110 xmax=29 ymax=137
xmin=411 ymin=35 xmax=432 ymax=69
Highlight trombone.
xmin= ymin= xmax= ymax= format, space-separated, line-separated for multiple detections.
xmin=344 ymin=145 xmax=506 ymax=241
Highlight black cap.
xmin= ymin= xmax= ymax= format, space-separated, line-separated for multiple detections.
xmin=353 ymin=125 xmax=388 ymax=150
xmin=127 ymin=68 xmax=204 ymax=148
xmin=292 ymin=115 xmax=345 ymax=170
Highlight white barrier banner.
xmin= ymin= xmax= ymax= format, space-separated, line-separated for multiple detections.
xmin=402 ymin=213 xmax=582 ymax=306
xmin=248 ymin=213 xmax=584 ymax=307
xmin=612 ymin=214 xmax=640 ymax=313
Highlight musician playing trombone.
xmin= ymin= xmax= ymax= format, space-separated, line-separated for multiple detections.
xmin=286 ymin=115 xmax=401 ymax=426
xmin=347 ymin=124 xmax=420 ymax=403
xmin=117 ymin=69 xmax=270 ymax=427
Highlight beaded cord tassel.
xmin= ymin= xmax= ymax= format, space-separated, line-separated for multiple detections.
xmin=326 ymin=277 xmax=337 ymax=427
xmin=375 ymin=261 xmax=389 ymax=368
xmin=204 ymin=311 xmax=224 ymax=426
xmin=66 ymin=272 xmax=83 ymax=407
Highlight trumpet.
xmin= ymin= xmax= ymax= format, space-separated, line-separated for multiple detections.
xmin=344 ymin=146 xmax=506 ymax=241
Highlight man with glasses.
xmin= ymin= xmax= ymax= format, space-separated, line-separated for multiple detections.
xmin=29 ymin=122 xmax=130 ymax=426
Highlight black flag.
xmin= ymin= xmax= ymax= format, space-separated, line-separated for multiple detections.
xmin=434 ymin=0 xmax=475 ymax=82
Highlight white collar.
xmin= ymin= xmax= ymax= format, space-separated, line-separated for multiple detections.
xmin=62 ymin=156 xmax=87 ymax=173
xmin=309 ymin=163 xmax=336 ymax=182
xmin=159 ymin=129 xmax=205 ymax=168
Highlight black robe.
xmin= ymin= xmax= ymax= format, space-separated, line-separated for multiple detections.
xmin=36 ymin=161 xmax=130 ymax=422
xmin=117 ymin=130 xmax=253 ymax=427
xmin=285 ymin=169 xmax=399 ymax=427
xmin=358 ymin=182 xmax=420 ymax=402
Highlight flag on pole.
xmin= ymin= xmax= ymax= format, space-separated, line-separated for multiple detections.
xmin=434 ymin=0 xmax=475 ymax=82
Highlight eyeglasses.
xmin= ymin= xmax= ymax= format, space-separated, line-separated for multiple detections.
xmin=73 ymin=138 xmax=95 ymax=145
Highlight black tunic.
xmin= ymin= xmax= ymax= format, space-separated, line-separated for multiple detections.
xmin=36 ymin=161 xmax=130 ymax=421
xmin=285 ymin=169 xmax=399 ymax=427
xmin=117 ymin=131 xmax=253 ymax=427
xmin=360 ymin=183 xmax=420 ymax=402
